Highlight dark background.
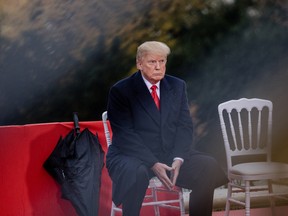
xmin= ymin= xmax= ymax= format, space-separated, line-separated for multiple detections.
xmin=1 ymin=0 xmax=287 ymax=166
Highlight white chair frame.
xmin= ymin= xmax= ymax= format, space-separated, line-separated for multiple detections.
xmin=102 ymin=111 xmax=186 ymax=216
xmin=218 ymin=98 xmax=288 ymax=216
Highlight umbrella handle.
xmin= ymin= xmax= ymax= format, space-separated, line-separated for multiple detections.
xmin=73 ymin=112 xmax=80 ymax=136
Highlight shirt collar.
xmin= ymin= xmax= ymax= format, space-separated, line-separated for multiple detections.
xmin=141 ymin=74 xmax=160 ymax=90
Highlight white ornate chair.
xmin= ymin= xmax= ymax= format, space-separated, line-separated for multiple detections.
xmin=102 ymin=111 xmax=186 ymax=216
xmin=218 ymin=98 xmax=288 ymax=216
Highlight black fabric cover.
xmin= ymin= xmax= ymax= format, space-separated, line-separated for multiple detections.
xmin=43 ymin=128 xmax=104 ymax=216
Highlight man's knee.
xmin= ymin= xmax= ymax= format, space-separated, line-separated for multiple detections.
xmin=136 ymin=165 xmax=150 ymax=186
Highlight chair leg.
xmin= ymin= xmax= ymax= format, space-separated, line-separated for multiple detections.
xmin=245 ymin=181 xmax=251 ymax=216
xmin=151 ymin=187 xmax=160 ymax=216
xmin=111 ymin=202 xmax=116 ymax=216
xmin=225 ymin=182 xmax=232 ymax=216
xmin=268 ymin=180 xmax=276 ymax=216
xmin=179 ymin=190 xmax=186 ymax=216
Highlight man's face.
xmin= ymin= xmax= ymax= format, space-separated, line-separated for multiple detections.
xmin=137 ymin=53 xmax=167 ymax=84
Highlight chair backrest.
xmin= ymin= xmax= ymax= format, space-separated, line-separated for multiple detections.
xmin=102 ymin=111 xmax=112 ymax=146
xmin=218 ymin=98 xmax=273 ymax=170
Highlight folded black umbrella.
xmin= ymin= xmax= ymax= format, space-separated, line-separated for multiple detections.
xmin=43 ymin=113 xmax=104 ymax=216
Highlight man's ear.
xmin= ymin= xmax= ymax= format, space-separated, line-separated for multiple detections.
xmin=136 ymin=60 xmax=142 ymax=70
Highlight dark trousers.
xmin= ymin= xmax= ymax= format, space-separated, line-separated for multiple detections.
xmin=177 ymin=153 xmax=228 ymax=216
xmin=122 ymin=165 xmax=150 ymax=216
xmin=121 ymin=153 xmax=228 ymax=216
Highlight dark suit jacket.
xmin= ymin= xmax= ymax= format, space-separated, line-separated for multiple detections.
xmin=106 ymin=71 xmax=193 ymax=205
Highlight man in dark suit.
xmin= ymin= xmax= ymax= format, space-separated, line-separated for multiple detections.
xmin=106 ymin=41 xmax=228 ymax=216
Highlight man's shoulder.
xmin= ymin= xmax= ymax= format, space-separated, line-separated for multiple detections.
xmin=164 ymin=74 xmax=185 ymax=85
xmin=113 ymin=72 xmax=136 ymax=87
xmin=111 ymin=71 xmax=141 ymax=93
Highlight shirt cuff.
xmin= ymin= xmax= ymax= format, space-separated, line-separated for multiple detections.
xmin=173 ymin=157 xmax=184 ymax=164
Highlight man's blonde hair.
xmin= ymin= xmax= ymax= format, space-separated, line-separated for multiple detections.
xmin=136 ymin=41 xmax=171 ymax=60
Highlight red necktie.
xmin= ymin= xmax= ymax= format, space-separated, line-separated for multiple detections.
xmin=151 ymin=85 xmax=160 ymax=110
